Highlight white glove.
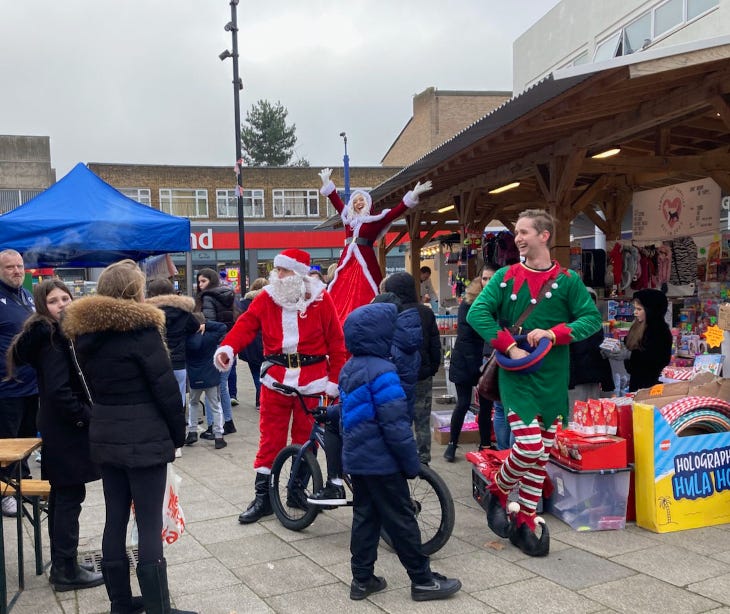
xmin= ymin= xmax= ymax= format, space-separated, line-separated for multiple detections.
xmin=411 ymin=180 xmax=432 ymax=198
xmin=214 ymin=345 xmax=234 ymax=372
xmin=318 ymin=168 xmax=332 ymax=187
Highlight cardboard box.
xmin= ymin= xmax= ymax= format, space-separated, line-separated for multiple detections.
xmin=634 ymin=402 xmax=730 ymax=533
xmin=550 ymin=429 xmax=628 ymax=471
xmin=719 ymin=303 xmax=730 ymax=330
xmin=433 ymin=426 xmax=480 ymax=445
xmin=545 ymin=460 xmax=630 ymax=531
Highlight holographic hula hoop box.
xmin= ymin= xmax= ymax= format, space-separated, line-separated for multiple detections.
xmin=634 ymin=402 xmax=730 ymax=533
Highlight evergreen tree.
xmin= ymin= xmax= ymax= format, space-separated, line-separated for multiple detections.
xmin=240 ymin=100 xmax=299 ymax=166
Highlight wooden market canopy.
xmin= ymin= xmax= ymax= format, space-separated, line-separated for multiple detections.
xmin=370 ymin=35 xmax=730 ymax=268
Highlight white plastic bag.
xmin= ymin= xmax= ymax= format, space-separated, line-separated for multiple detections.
xmin=161 ymin=463 xmax=185 ymax=545
xmin=129 ymin=463 xmax=185 ymax=546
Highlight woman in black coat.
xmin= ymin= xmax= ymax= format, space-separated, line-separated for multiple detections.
xmin=624 ymin=288 xmax=673 ymax=392
xmin=8 ymin=280 xmax=103 ymax=593
xmin=62 ymin=260 xmax=193 ymax=614
xmin=444 ymin=270 xmax=495 ymax=462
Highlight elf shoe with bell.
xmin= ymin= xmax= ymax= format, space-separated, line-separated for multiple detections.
xmin=485 ymin=479 xmax=513 ymax=538
xmin=508 ymin=504 xmax=550 ymax=557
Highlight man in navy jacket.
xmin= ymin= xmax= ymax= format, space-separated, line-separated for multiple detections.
xmin=0 ymin=249 xmax=38 ymax=516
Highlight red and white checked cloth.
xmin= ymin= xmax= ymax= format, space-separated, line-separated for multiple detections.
xmin=660 ymin=396 xmax=730 ymax=425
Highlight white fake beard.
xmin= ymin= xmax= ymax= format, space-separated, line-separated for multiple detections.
xmin=268 ymin=270 xmax=307 ymax=311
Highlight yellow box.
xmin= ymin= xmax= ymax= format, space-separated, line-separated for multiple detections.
xmin=633 ymin=402 xmax=730 ymax=533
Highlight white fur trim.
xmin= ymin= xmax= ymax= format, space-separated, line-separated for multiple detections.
xmin=256 ymin=467 xmax=271 ymax=475
xmin=403 ymin=190 xmax=418 ymax=208
xmin=325 ymin=381 xmax=339 ymax=397
xmin=281 ymin=309 xmax=299 ymax=353
xmin=274 ymin=254 xmax=310 ymax=276
xmin=507 ymin=501 xmax=520 ymax=514
xmin=328 ymin=241 xmax=378 ymax=296
xmin=320 ymin=180 xmax=335 ymax=197
xmin=213 ymin=345 xmax=234 ymax=371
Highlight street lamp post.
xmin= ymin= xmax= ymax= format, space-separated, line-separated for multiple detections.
xmin=220 ymin=0 xmax=247 ymax=293
xmin=339 ymin=131 xmax=350 ymax=204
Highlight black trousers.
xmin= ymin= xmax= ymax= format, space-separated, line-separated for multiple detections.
xmin=0 ymin=395 xmax=38 ymax=480
xmin=350 ymin=473 xmax=431 ymax=584
xmin=48 ymin=483 xmax=86 ymax=563
xmin=100 ymin=464 xmax=166 ymax=565
xmin=323 ymin=405 xmax=342 ymax=481
xmin=450 ymin=384 xmax=492 ymax=447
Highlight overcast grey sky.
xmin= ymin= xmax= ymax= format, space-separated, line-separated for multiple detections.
xmin=1 ymin=0 xmax=560 ymax=179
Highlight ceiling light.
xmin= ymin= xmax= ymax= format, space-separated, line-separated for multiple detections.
xmin=438 ymin=205 xmax=455 ymax=213
xmin=488 ymin=181 xmax=520 ymax=194
xmin=591 ymin=147 xmax=621 ymax=159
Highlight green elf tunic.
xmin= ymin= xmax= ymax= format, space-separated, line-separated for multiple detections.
xmin=467 ymin=261 xmax=602 ymax=426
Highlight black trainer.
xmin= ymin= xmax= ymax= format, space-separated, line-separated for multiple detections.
xmin=306 ymin=481 xmax=346 ymax=506
xmin=411 ymin=572 xmax=462 ymax=601
xmin=199 ymin=426 xmax=214 ymax=440
xmin=214 ymin=438 xmax=227 ymax=449
xmin=184 ymin=432 xmax=198 ymax=446
xmin=443 ymin=442 xmax=457 ymax=462
xmin=350 ymin=576 xmax=387 ymax=601
xmin=224 ymin=420 xmax=237 ymax=434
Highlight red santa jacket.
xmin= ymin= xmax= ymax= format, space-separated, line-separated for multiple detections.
xmin=218 ymin=283 xmax=346 ymax=396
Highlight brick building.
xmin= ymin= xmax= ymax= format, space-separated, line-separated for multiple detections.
xmin=381 ymin=87 xmax=511 ymax=166
xmin=88 ymin=163 xmax=401 ymax=292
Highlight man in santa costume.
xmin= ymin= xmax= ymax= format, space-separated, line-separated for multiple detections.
xmin=214 ymin=248 xmax=347 ymax=524
xmin=467 ymin=209 xmax=602 ymax=556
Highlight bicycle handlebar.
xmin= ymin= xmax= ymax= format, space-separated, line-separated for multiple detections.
xmin=271 ymin=382 xmax=331 ymax=417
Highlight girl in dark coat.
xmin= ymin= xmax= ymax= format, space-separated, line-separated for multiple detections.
xmin=62 ymin=260 xmax=193 ymax=614
xmin=195 ymin=268 xmax=236 ymax=434
xmin=8 ymin=280 xmax=104 ymax=593
xmin=624 ymin=288 xmax=673 ymax=392
xmin=444 ymin=273 xmax=495 ymax=462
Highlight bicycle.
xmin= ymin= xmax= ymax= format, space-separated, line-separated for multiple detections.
xmin=268 ymin=382 xmax=455 ymax=555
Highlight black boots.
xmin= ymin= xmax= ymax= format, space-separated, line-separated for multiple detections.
xmin=238 ymin=473 xmax=273 ymax=524
xmin=136 ymin=558 xmax=197 ymax=614
xmin=486 ymin=487 xmax=513 ymax=539
xmin=101 ymin=559 xmax=145 ymax=614
xmin=443 ymin=442 xmax=458 ymax=462
xmin=49 ymin=558 xmax=105 ymax=592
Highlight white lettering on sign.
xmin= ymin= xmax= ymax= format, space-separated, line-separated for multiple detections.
xmin=190 ymin=229 xmax=213 ymax=250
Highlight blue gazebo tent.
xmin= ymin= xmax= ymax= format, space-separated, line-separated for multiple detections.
xmin=0 ymin=163 xmax=190 ymax=267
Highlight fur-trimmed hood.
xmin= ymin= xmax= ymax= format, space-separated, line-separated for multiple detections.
xmin=62 ymin=295 xmax=166 ymax=340
xmin=145 ymin=294 xmax=195 ymax=312
xmin=243 ymin=288 xmax=264 ymax=301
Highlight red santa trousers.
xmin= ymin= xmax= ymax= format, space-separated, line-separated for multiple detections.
xmin=254 ymin=386 xmax=320 ymax=470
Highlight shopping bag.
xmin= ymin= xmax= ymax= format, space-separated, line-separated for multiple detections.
xmin=162 ymin=463 xmax=185 ymax=545
xmin=477 ymin=351 xmax=500 ymax=402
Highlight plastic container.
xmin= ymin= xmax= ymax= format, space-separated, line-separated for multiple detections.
xmin=545 ymin=459 xmax=631 ymax=531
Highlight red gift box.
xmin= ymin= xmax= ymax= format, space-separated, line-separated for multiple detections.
xmin=551 ymin=428 xmax=628 ymax=471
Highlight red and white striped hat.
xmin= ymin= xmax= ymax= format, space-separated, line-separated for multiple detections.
xmin=273 ymin=248 xmax=311 ymax=276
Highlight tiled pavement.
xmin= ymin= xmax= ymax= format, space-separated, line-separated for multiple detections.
xmin=5 ymin=363 xmax=730 ymax=613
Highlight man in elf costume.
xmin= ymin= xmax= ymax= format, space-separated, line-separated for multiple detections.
xmin=467 ymin=209 xmax=601 ymax=556
xmin=214 ymin=248 xmax=347 ymax=524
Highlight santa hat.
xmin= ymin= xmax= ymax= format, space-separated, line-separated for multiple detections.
xmin=273 ymin=248 xmax=311 ymax=276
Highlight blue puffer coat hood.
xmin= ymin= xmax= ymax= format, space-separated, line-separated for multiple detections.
xmin=339 ymin=302 xmax=420 ymax=478
xmin=344 ymin=303 xmax=397 ymax=357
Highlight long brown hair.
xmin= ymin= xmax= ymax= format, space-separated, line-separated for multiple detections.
xmin=6 ymin=279 xmax=73 ymax=380
xmin=97 ymin=259 xmax=146 ymax=302
xmin=625 ymin=300 xmax=646 ymax=350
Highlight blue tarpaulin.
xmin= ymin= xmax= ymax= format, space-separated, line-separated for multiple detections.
xmin=0 ymin=163 xmax=190 ymax=267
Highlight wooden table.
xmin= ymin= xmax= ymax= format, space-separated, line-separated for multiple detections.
xmin=0 ymin=438 xmax=42 ymax=614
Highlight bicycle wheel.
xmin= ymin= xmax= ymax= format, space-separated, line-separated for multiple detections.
xmin=380 ymin=463 xmax=455 ymax=555
xmin=269 ymin=444 xmax=323 ymax=531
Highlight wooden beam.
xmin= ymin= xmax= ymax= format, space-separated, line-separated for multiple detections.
xmin=384 ymin=229 xmax=407 ymax=253
xmin=655 ymin=126 xmax=672 ymax=156
xmin=556 ymin=148 xmax=588 ymax=205
xmin=581 ymin=152 xmax=730 ymax=174
xmin=569 ymin=175 xmax=610 ymax=217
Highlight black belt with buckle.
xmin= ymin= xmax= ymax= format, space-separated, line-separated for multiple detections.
xmin=264 ymin=353 xmax=327 ymax=369
xmin=345 ymin=237 xmax=374 ymax=247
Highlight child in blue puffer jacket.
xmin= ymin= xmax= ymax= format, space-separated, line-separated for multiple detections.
xmin=338 ymin=303 xmax=461 ymax=602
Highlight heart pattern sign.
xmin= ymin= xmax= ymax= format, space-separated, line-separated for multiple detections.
xmin=632 ymin=178 xmax=720 ymax=241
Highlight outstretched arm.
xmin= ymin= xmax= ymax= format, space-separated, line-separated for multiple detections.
xmin=375 ymin=180 xmax=434 ymax=227
xmin=319 ymin=167 xmax=345 ymax=214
